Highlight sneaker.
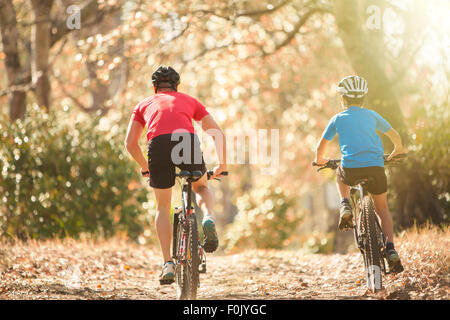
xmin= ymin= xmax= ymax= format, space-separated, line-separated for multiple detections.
xmin=338 ymin=203 xmax=354 ymax=230
xmin=159 ymin=261 xmax=175 ymax=285
xmin=202 ymin=218 xmax=219 ymax=253
xmin=199 ymin=262 xmax=206 ymax=274
xmin=385 ymin=249 xmax=404 ymax=274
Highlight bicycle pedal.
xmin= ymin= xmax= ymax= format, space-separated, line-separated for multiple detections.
xmin=342 ymin=223 xmax=355 ymax=231
xmin=173 ymin=207 xmax=182 ymax=214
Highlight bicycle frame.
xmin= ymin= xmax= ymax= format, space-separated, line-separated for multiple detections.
xmin=181 ymin=181 xmax=193 ymax=218
xmin=173 ymin=171 xmax=212 ymax=274
xmin=173 ymin=177 xmax=197 ymax=264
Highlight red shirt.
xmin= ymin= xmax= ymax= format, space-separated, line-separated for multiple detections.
xmin=131 ymin=92 xmax=210 ymax=141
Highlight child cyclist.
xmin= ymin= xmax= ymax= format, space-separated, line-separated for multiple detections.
xmin=314 ymin=75 xmax=405 ymax=273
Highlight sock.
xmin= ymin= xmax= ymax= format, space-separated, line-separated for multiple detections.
xmin=202 ymin=214 xmax=214 ymax=224
xmin=386 ymin=242 xmax=395 ymax=251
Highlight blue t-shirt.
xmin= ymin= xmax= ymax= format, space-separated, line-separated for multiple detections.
xmin=322 ymin=106 xmax=391 ymax=168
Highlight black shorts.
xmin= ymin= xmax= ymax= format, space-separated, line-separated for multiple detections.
xmin=147 ymin=133 xmax=206 ymax=189
xmin=337 ymin=166 xmax=387 ymax=195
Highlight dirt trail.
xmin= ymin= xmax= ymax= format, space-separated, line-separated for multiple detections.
xmin=0 ymin=239 xmax=448 ymax=300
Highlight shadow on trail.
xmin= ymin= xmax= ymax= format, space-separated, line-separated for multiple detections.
xmin=3 ymin=282 xmax=161 ymax=300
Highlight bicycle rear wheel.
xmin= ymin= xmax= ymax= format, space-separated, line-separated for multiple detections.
xmin=175 ymin=214 xmax=200 ymax=300
xmin=360 ymin=196 xmax=383 ymax=292
xmin=175 ymin=215 xmax=187 ymax=300
xmin=187 ymin=214 xmax=200 ymax=299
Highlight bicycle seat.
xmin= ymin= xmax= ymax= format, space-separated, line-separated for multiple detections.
xmin=177 ymin=170 xmax=203 ymax=181
xmin=178 ymin=170 xmax=191 ymax=177
xmin=190 ymin=171 xmax=203 ymax=181
xmin=353 ymin=177 xmax=374 ymax=186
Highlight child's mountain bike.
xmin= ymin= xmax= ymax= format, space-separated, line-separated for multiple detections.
xmin=313 ymin=154 xmax=406 ymax=292
xmin=172 ymin=170 xmax=228 ymax=300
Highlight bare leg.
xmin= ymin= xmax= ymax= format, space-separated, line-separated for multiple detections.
xmin=153 ymin=187 xmax=173 ymax=263
xmin=371 ymin=192 xmax=394 ymax=243
xmin=336 ymin=175 xmax=350 ymax=201
xmin=192 ymin=173 xmax=219 ymax=252
xmin=336 ymin=173 xmax=354 ymax=229
xmin=192 ymin=174 xmax=215 ymax=221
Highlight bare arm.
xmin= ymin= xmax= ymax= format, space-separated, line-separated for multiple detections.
xmin=314 ymin=137 xmax=331 ymax=165
xmin=124 ymin=119 xmax=149 ymax=176
xmin=199 ymin=115 xmax=227 ymax=178
xmin=383 ymin=128 xmax=405 ymax=160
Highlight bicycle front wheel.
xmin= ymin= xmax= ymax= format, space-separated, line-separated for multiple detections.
xmin=360 ymin=196 xmax=383 ymax=292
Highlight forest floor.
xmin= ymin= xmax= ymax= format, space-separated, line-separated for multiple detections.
xmin=0 ymin=226 xmax=448 ymax=300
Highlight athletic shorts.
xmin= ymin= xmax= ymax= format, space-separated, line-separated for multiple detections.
xmin=147 ymin=133 xmax=206 ymax=189
xmin=336 ymin=165 xmax=387 ymax=195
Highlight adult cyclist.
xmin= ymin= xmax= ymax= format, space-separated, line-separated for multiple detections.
xmin=124 ymin=66 xmax=227 ymax=284
xmin=314 ymin=75 xmax=405 ymax=273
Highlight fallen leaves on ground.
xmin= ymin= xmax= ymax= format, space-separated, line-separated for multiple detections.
xmin=0 ymin=226 xmax=448 ymax=300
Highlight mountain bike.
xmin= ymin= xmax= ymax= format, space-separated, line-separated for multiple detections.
xmin=313 ymin=154 xmax=406 ymax=292
xmin=172 ymin=169 xmax=228 ymax=300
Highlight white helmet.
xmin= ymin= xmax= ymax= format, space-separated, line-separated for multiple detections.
xmin=337 ymin=75 xmax=368 ymax=98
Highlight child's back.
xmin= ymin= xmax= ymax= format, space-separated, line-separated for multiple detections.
xmin=322 ymin=106 xmax=391 ymax=168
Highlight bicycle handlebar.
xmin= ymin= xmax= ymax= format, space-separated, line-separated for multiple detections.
xmin=312 ymin=153 xmax=407 ymax=172
xmin=175 ymin=170 xmax=228 ymax=181
xmin=207 ymin=170 xmax=228 ymax=180
xmin=312 ymin=159 xmax=341 ymax=172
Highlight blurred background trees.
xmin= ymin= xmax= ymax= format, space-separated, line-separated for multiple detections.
xmin=0 ymin=0 xmax=448 ymax=249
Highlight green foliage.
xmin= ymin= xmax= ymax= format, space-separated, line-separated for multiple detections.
xmin=388 ymin=101 xmax=450 ymax=227
xmin=0 ymin=106 xmax=148 ymax=240
xmin=411 ymin=102 xmax=450 ymax=210
xmin=223 ymin=187 xmax=302 ymax=250
xmin=301 ymin=232 xmax=334 ymax=254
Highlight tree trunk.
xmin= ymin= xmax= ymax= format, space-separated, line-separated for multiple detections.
xmin=333 ymin=0 xmax=407 ymax=138
xmin=31 ymin=0 xmax=54 ymax=110
xmin=0 ymin=0 xmax=27 ymax=120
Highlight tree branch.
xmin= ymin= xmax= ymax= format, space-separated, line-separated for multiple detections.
xmin=50 ymin=0 xmax=122 ymax=47
xmin=191 ymin=0 xmax=293 ymax=21
xmin=180 ymin=41 xmax=265 ymax=71
xmin=235 ymin=0 xmax=293 ymax=18
xmin=0 ymin=74 xmax=40 ymax=97
xmin=53 ymin=71 xmax=105 ymax=114
xmin=264 ymin=6 xmax=331 ymax=56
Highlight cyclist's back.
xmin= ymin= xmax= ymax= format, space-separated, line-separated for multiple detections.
xmin=132 ymin=91 xmax=209 ymax=142
xmin=323 ymin=106 xmax=391 ymax=169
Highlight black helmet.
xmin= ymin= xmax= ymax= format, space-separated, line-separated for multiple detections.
xmin=151 ymin=66 xmax=180 ymax=92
